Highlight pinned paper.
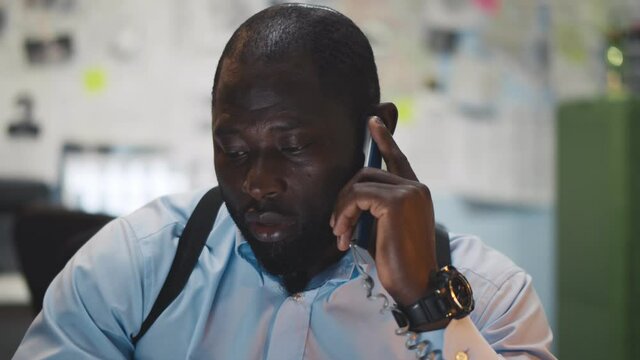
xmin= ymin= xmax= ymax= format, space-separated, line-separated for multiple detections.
xmin=556 ymin=25 xmax=587 ymax=63
xmin=473 ymin=0 xmax=500 ymax=14
xmin=395 ymin=97 xmax=415 ymax=125
xmin=83 ymin=67 xmax=107 ymax=93
xmin=606 ymin=46 xmax=623 ymax=67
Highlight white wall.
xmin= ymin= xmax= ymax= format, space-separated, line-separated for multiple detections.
xmin=0 ymin=0 xmax=567 ymax=338
xmin=0 ymin=0 xmax=255 ymax=188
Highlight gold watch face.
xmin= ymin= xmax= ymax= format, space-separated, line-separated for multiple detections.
xmin=448 ymin=272 xmax=473 ymax=311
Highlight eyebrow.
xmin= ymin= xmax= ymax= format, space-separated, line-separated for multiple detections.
xmin=213 ymin=115 xmax=304 ymax=137
xmin=212 ymin=125 xmax=239 ymax=137
xmin=267 ymin=121 xmax=303 ymax=132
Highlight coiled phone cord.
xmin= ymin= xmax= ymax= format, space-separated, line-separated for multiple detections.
xmin=349 ymin=242 xmax=442 ymax=360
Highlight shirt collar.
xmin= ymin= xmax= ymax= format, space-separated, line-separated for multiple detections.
xmin=234 ymin=228 xmax=262 ymax=274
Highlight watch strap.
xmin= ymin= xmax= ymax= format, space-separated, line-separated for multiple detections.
xmin=403 ymin=293 xmax=449 ymax=325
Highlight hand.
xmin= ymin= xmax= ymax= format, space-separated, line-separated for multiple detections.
xmin=330 ymin=116 xmax=438 ymax=306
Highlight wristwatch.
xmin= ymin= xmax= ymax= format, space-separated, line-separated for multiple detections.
xmin=395 ymin=265 xmax=474 ymax=331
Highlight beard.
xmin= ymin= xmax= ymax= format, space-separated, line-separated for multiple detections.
xmin=226 ymin=199 xmax=339 ymax=295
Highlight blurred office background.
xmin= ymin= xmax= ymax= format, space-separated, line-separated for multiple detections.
xmin=0 ymin=0 xmax=639 ymax=358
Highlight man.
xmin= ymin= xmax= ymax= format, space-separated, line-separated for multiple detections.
xmin=15 ymin=4 xmax=555 ymax=359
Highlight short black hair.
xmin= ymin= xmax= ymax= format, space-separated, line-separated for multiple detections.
xmin=211 ymin=3 xmax=380 ymax=123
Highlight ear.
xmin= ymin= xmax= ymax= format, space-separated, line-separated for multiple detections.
xmin=372 ymin=102 xmax=398 ymax=135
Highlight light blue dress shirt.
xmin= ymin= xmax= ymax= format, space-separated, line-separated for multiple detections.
xmin=14 ymin=189 xmax=555 ymax=359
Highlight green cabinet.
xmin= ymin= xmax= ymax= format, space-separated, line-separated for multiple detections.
xmin=557 ymin=97 xmax=640 ymax=359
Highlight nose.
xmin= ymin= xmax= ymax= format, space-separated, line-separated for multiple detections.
xmin=241 ymin=153 xmax=286 ymax=201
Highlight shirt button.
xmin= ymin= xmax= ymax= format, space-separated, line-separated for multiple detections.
xmin=455 ymin=351 xmax=468 ymax=360
xmin=291 ymin=293 xmax=304 ymax=302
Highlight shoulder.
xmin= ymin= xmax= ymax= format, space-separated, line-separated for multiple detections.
xmin=449 ymin=233 xmax=524 ymax=289
xmin=448 ymin=233 xmax=555 ymax=357
xmin=70 ymin=188 xmax=217 ymax=311
xmin=72 ymin=188 xmax=212 ymax=277
xmin=121 ymin=187 xmax=212 ymax=241
xmin=18 ymin=188 xmax=230 ymax=358
xmin=449 ymin=234 xmax=532 ymax=326
xmin=74 ymin=188 xmax=211 ymax=266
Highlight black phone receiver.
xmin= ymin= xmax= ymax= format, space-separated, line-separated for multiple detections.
xmin=355 ymin=126 xmax=382 ymax=249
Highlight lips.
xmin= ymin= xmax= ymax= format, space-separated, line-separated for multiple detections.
xmin=244 ymin=210 xmax=296 ymax=243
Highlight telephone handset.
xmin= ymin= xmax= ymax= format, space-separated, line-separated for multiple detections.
xmin=350 ymin=124 xmax=442 ymax=358
xmin=354 ymin=126 xmax=382 ymax=249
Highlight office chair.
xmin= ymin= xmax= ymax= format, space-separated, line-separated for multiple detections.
xmin=13 ymin=207 xmax=113 ymax=313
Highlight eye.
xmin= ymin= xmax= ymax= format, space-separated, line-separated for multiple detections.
xmin=281 ymin=145 xmax=306 ymax=154
xmin=281 ymin=141 xmax=314 ymax=155
xmin=225 ymin=150 xmax=248 ymax=159
xmin=216 ymin=142 xmax=249 ymax=160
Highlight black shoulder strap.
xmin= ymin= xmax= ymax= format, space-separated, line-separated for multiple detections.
xmin=435 ymin=223 xmax=451 ymax=268
xmin=131 ymin=187 xmax=223 ymax=344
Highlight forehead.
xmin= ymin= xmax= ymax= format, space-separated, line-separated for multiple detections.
xmin=216 ymin=56 xmax=321 ymax=109
xmin=212 ymin=56 xmax=361 ymax=145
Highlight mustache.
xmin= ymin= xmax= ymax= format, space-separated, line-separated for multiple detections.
xmin=219 ymin=187 xmax=288 ymax=215
xmin=241 ymin=200 xmax=295 ymax=221
xmin=244 ymin=210 xmax=295 ymax=225
xmin=241 ymin=199 xmax=288 ymax=214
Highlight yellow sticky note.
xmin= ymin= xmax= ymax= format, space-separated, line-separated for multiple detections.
xmin=556 ymin=25 xmax=586 ymax=63
xmin=83 ymin=67 xmax=107 ymax=93
xmin=395 ymin=97 xmax=415 ymax=124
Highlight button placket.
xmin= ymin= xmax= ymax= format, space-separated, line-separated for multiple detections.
xmin=265 ymin=289 xmax=318 ymax=360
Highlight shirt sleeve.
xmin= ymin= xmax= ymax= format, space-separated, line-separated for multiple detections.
xmin=13 ymin=218 xmax=145 ymax=360
xmin=442 ymin=271 xmax=557 ymax=360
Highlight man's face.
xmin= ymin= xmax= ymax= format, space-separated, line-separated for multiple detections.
xmin=213 ymin=56 xmax=362 ymax=292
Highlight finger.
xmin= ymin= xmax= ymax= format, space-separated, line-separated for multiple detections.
xmin=368 ymin=116 xmax=418 ymax=181
xmin=331 ymin=170 xmax=421 ymax=233
xmin=336 ymin=167 xmax=413 ymax=201
xmin=332 ymin=182 xmax=396 ymax=238
xmin=337 ymin=230 xmax=353 ymax=251
xmin=333 ymin=206 xmax=360 ymax=239
xmin=331 ymin=169 xmax=412 ymax=251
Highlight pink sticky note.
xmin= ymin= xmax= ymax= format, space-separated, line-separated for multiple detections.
xmin=474 ymin=0 xmax=500 ymax=14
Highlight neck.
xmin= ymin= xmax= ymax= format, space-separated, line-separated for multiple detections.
xmin=280 ymin=245 xmax=345 ymax=294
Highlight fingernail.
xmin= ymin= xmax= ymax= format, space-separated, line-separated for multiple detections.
xmin=341 ymin=235 xmax=350 ymax=251
xmin=330 ymin=214 xmax=335 ymax=227
xmin=373 ymin=116 xmax=385 ymax=127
